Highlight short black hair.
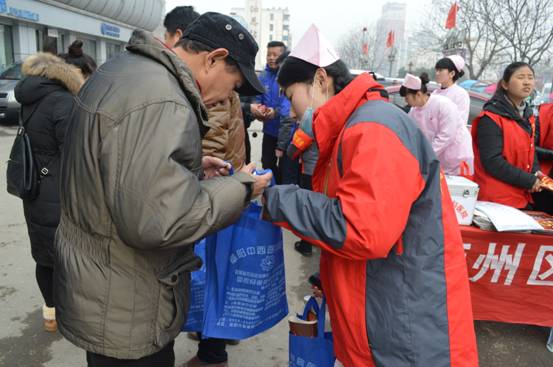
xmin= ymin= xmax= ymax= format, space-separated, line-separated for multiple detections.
xmin=175 ymin=38 xmax=239 ymax=70
xmin=164 ymin=6 xmax=200 ymax=34
xmin=277 ymin=56 xmax=354 ymax=94
xmin=399 ymin=73 xmax=430 ymax=97
xmin=435 ymin=57 xmax=465 ymax=81
xmin=267 ymin=41 xmax=286 ymax=49
xmin=493 ymin=61 xmax=535 ymax=99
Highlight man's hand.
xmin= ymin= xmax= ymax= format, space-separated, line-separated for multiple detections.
xmin=239 ymin=162 xmax=273 ymax=199
xmin=264 ymin=108 xmax=276 ymax=120
xmin=251 ymin=103 xmax=268 ymax=120
xmin=275 ymin=149 xmax=284 ymax=158
xmin=202 ymin=156 xmax=231 ymax=179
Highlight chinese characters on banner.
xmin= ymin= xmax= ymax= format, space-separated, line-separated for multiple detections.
xmin=461 ymin=226 xmax=553 ymax=327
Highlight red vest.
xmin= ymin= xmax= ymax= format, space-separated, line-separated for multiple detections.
xmin=471 ymin=111 xmax=536 ymax=208
xmin=539 ymin=103 xmax=553 ymax=175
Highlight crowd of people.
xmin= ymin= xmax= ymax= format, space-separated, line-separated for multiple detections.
xmin=8 ymin=4 xmax=553 ymax=367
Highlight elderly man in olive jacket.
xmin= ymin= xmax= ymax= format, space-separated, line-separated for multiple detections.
xmin=55 ymin=13 xmax=270 ymax=366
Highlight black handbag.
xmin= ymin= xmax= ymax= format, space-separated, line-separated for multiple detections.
xmin=6 ymin=105 xmax=43 ymax=200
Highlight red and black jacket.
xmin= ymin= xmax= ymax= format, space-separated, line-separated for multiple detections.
xmin=471 ymin=94 xmax=538 ymax=208
xmin=264 ymin=74 xmax=478 ymax=367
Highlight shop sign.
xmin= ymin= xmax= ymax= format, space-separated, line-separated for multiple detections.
xmin=8 ymin=7 xmax=39 ymax=22
xmin=101 ymin=23 xmax=120 ymax=38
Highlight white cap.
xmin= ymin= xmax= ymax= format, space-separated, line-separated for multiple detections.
xmin=290 ymin=24 xmax=340 ymax=67
xmin=402 ymin=73 xmax=422 ymax=90
xmin=447 ymin=55 xmax=465 ymax=73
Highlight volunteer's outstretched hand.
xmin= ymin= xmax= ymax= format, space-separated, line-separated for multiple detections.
xmin=239 ymin=162 xmax=273 ymax=199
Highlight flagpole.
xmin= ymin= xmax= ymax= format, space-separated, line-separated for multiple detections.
xmin=388 ymin=46 xmax=396 ymax=77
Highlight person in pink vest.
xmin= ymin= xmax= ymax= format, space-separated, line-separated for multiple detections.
xmin=433 ymin=55 xmax=471 ymax=124
xmin=402 ymin=73 xmax=474 ymax=175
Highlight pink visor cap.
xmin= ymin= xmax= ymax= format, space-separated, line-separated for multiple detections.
xmin=402 ymin=73 xmax=422 ymax=90
xmin=447 ymin=55 xmax=465 ymax=73
xmin=290 ymin=24 xmax=340 ymax=67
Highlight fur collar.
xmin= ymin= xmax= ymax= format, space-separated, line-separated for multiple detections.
xmin=22 ymin=52 xmax=84 ymax=95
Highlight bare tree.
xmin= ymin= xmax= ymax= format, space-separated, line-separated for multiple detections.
xmin=336 ymin=23 xmax=386 ymax=71
xmin=418 ymin=0 xmax=553 ymax=79
xmin=480 ymin=0 xmax=553 ymax=66
xmin=417 ymin=0 xmax=509 ymax=80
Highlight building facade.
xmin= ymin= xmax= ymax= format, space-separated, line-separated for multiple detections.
xmin=0 ymin=0 xmax=164 ymax=71
xmin=230 ymin=0 xmax=291 ymax=70
xmin=374 ymin=2 xmax=407 ymax=77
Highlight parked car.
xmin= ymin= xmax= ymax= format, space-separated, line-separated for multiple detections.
xmin=0 ymin=62 xmax=23 ymax=125
xmin=385 ymin=84 xmax=490 ymax=126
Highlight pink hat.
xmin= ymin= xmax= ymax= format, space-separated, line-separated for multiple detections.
xmin=447 ymin=55 xmax=465 ymax=73
xmin=290 ymin=24 xmax=340 ymax=67
xmin=402 ymin=74 xmax=422 ymax=90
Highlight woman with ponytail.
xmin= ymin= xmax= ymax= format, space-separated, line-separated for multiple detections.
xmin=401 ymin=72 xmax=474 ymax=175
xmin=433 ymin=55 xmax=470 ymax=123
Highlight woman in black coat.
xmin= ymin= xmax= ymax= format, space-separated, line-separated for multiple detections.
xmin=14 ymin=51 xmax=84 ymax=331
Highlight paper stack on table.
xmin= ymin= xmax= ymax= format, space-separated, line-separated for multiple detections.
xmin=472 ymin=201 xmax=545 ymax=232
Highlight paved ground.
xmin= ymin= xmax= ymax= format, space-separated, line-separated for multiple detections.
xmin=0 ymin=122 xmax=552 ymax=366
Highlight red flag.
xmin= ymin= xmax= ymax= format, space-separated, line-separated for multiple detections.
xmin=386 ymin=31 xmax=395 ymax=48
xmin=445 ymin=2 xmax=459 ymax=29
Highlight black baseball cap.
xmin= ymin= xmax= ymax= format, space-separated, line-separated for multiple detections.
xmin=182 ymin=12 xmax=264 ymax=96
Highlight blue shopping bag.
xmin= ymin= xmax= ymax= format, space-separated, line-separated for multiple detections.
xmin=182 ymin=238 xmax=206 ymax=332
xmin=200 ymin=201 xmax=288 ymax=339
xmin=289 ymin=297 xmax=335 ymax=367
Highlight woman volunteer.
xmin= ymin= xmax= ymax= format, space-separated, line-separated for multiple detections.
xmin=401 ymin=72 xmax=473 ymax=175
xmin=472 ymin=62 xmax=548 ymax=209
xmin=262 ymin=25 xmax=477 ymax=367
xmin=433 ymin=55 xmax=471 ymax=123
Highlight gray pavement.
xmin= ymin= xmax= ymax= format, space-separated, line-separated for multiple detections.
xmin=0 ymin=122 xmax=552 ymax=366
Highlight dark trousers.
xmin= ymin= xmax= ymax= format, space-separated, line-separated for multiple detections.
xmin=197 ymin=334 xmax=227 ymax=364
xmin=533 ymin=190 xmax=553 ymax=215
xmin=86 ymin=341 xmax=174 ymax=367
xmin=262 ymin=134 xmax=280 ymax=184
xmin=280 ymin=154 xmax=300 ymax=185
xmin=244 ymin=128 xmax=251 ymax=164
xmin=300 ymin=174 xmax=313 ymax=190
xmin=36 ymin=264 xmax=54 ymax=307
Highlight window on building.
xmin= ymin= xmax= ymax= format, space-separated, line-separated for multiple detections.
xmin=35 ymin=30 xmax=43 ymax=54
xmin=0 ymin=25 xmax=14 ymax=71
xmin=106 ymin=42 xmax=123 ymax=61
xmin=269 ymin=35 xmax=273 ymax=41
xmin=270 ymin=14 xmax=274 ymax=21
xmin=269 ymin=24 xmax=274 ymax=31
xmin=41 ymin=29 xmax=58 ymax=54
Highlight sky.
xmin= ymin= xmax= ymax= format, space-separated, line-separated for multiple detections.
xmin=164 ymin=0 xmax=433 ymax=47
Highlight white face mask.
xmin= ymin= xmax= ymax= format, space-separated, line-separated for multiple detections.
xmin=299 ymin=79 xmax=329 ymax=135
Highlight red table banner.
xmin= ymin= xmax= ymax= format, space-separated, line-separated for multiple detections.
xmin=461 ymin=226 xmax=553 ymax=327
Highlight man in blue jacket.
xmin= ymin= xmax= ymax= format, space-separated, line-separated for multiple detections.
xmin=252 ymin=41 xmax=290 ymax=183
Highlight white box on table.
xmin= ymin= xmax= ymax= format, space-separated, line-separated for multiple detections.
xmin=445 ymin=175 xmax=480 ymax=225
